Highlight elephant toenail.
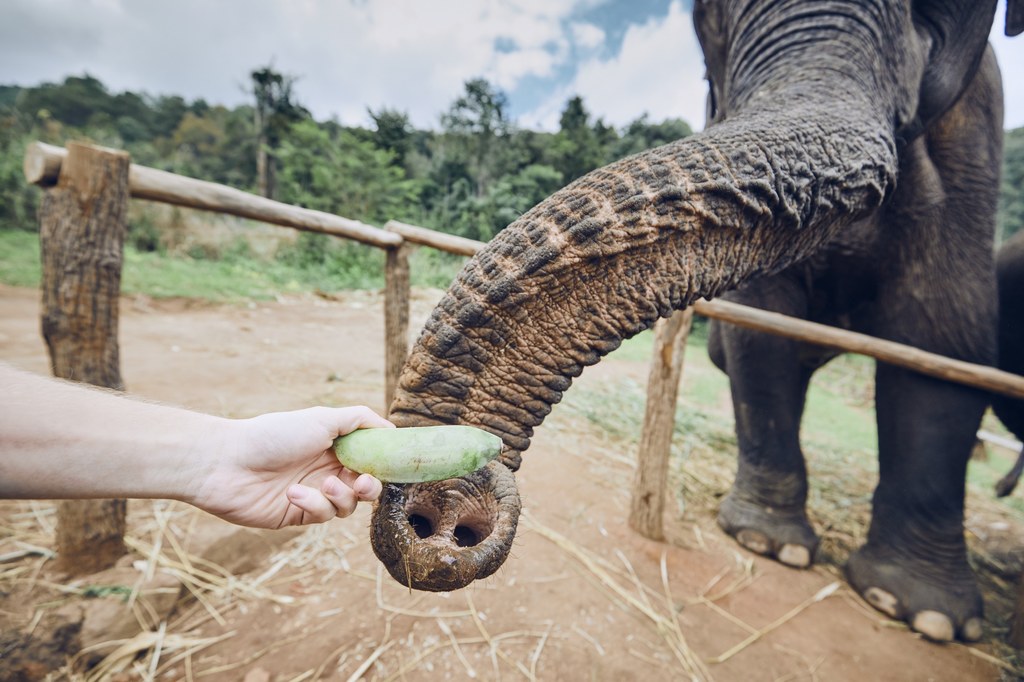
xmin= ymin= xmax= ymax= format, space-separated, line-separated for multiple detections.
xmin=864 ymin=587 xmax=900 ymax=618
xmin=736 ymin=529 xmax=770 ymax=555
xmin=778 ymin=544 xmax=811 ymax=568
xmin=961 ymin=617 xmax=983 ymax=642
xmin=912 ymin=610 xmax=954 ymax=642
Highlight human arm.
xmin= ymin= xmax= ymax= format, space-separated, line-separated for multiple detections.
xmin=0 ymin=363 xmax=390 ymax=528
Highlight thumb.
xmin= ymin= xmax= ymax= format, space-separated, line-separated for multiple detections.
xmin=322 ymin=406 xmax=395 ymax=438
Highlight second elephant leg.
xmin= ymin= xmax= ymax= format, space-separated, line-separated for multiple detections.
xmin=711 ymin=281 xmax=819 ymax=568
xmin=846 ymin=363 xmax=988 ymax=641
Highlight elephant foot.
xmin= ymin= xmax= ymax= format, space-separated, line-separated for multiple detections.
xmin=717 ymin=492 xmax=818 ymax=568
xmin=846 ymin=544 xmax=983 ymax=642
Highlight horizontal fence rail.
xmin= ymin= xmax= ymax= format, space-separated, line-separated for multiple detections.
xmin=384 ymin=220 xmax=483 ymax=257
xmin=25 ymin=142 xmax=402 ymax=249
xmin=692 ymin=299 xmax=1024 ymax=401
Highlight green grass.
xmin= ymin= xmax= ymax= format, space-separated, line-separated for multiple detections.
xmin=606 ymin=327 xmax=878 ymax=455
xmin=0 ymin=228 xmax=468 ymax=301
xmin=123 ymin=246 xmax=387 ymax=300
xmin=803 ymin=378 xmax=878 ymax=455
xmin=0 ymin=229 xmax=42 ymax=287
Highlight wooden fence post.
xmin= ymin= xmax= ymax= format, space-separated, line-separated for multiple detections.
xmin=384 ymin=242 xmax=410 ymax=414
xmin=38 ymin=141 xmax=130 ymax=575
xmin=629 ymin=308 xmax=695 ymax=541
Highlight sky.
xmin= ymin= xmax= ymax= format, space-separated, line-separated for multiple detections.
xmin=1 ymin=0 xmax=1022 ymax=134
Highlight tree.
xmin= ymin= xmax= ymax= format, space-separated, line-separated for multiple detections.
xmin=440 ymin=78 xmax=511 ymax=197
xmin=369 ymin=107 xmax=413 ymax=168
xmin=484 ymin=164 xmax=564 ymax=237
xmin=613 ymin=114 xmax=693 ymax=159
xmin=110 ymin=91 xmax=152 ymax=142
xmin=250 ymin=66 xmax=308 ymax=199
xmin=17 ymin=75 xmax=111 ymax=128
xmin=169 ymin=111 xmax=227 ymax=178
xmin=276 ymin=119 xmax=414 ymax=225
xmin=0 ymin=85 xmax=21 ymax=109
xmin=549 ymin=95 xmax=605 ymax=182
xmin=149 ymin=95 xmax=188 ymax=139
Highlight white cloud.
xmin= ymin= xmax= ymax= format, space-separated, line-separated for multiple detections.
xmin=0 ymin=0 xmax=591 ymax=128
xmin=491 ymin=47 xmax=564 ymax=90
xmin=520 ymin=0 xmax=707 ymax=132
xmin=570 ymin=22 xmax=606 ymax=50
xmin=0 ymin=0 xmax=1020 ymax=134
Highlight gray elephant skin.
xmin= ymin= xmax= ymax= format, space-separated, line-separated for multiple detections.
xmin=369 ymin=0 xmax=1023 ymax=644
xmin=994 ymin=231 xmax=1024 ymax=495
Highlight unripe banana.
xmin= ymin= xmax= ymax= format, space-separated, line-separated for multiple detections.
xmin=333 ymin=425 xmax=502 ymax=483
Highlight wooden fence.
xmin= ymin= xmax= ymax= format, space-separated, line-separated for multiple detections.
xmin=23 ymin=140 xmax=1024 ymax=572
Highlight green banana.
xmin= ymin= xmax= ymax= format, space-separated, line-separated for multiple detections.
xmin=333 ymin=425 xmax=502 ymax=483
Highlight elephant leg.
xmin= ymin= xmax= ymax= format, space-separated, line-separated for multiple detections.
xmin=846 ymin=360 xmax=988 ymax=642
xmin=711 ymin=276 xmax=819 ymax=568
xmin=844 ymin=46 xmax=1001 ymax=643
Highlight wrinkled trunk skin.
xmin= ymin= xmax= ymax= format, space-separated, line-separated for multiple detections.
xmin=371 ymin=1 xmax=913 ymax=591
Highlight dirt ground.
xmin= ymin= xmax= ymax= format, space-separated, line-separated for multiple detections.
xmin=0 ymin=282 xmax=1020 ymax=681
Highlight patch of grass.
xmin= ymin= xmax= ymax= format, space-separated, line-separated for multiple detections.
xmin=967 ymin=444 xmax=1024 ymax=515
xmin=0 ymin=228 xmax=485 ymax=301
xmin=408 ymin=246 xmax=469 ymax=289
xmin=123 ymin=249 xmax=291 ymax=300
xmin=599 ymin=317 xmax=711 ymax=365
xmin=802 ymin=378 xmax=878 ymax=455
xmin=124 ymin=244 xmax=392 ymax=301
xmin=606 ymin=330 xmax=655 ymax=363
xmin=0 ymin=228 xmax=399 ymax=301
xmin=0 ymin=229 xmax=41 ymax=287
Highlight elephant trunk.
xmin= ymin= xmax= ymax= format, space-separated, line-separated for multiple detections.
xmin=372 ymin=49 xmax=904 ymax=591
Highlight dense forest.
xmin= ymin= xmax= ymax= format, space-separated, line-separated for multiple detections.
xmin=1 ymin=69 xmax=1022 ymax=250
xmin=0 ymin=71 xmax=693 ymax=243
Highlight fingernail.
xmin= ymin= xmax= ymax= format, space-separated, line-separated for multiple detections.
xmin=287 ymin=484 xmax=307 ymax=501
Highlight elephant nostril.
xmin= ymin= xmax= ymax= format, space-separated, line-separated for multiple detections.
xmin=453 ymin=514 xmax=493 ymax=547
xmin=453 ymin=525 xmax=479 ymax=547
xmin=408 ymin=513 xmax=434 ymax=539
xmin=400 ymin=480 xmax=499 ymax=549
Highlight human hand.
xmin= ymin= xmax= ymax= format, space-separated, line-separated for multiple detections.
xmin=189 ymin=406 xmax=393 ymax=528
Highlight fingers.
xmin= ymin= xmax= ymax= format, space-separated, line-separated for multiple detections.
xmin=286 ymin=475 xmax=361 ymax=525
xmin=336 ymin=466 xmax=383 ymax=497
xmin=320 ymin=475 xmax=360 ymax=517
xmin=351 ymin=472 xmax=383 ymax=501
xmin=286 ymin=484 xmax=338 ymax=524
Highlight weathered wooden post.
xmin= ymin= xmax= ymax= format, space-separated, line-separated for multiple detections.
xmin=629 ymin=308 xmax=695 ymax=541
xmin=383 ymin=242 xmax=410 ymax=414
xmin=380 ymin=221 xmax=485 ymax=414
xmin=35 ymin=141 xmax=130 ymax=575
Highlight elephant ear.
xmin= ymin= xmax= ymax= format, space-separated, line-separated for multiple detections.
xmin=693 ymin=0 xmax=728 ymax=123
xmin=903 ymin=0 xmax=999 ymax=140
xmin=1009 ymin=0 xmax=1024 ymax=36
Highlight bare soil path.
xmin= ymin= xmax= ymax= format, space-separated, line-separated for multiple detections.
xmin=0 ymin=283 xmax=1014 ymax=681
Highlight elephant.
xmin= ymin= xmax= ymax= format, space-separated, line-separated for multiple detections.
xmin=368 ymin=0 xmax=1023 ymax=644
xmin=994 ymin=230 xmax=1024 ymax=495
